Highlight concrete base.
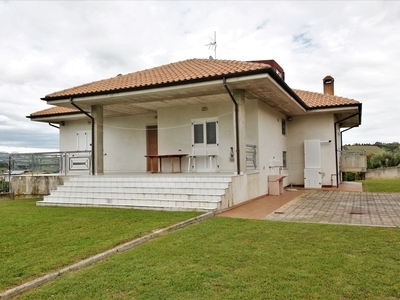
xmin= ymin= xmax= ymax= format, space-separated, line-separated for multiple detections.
xmin=268 ymin=175 xmax=287 ymax=195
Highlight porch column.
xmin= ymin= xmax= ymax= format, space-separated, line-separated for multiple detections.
xmin=233 ymin=89 xmax=246 ymax=175
xmin=91 ymin=105 xmax=104 ymax=175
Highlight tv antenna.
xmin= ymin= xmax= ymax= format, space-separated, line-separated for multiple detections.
xmin=205 ymin=31 xmax=217 ymax=59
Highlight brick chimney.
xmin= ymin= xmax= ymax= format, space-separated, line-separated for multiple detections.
xmin=323 ymin=75 xmax=334 ymax=95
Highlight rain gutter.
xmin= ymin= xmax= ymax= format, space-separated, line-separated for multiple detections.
xmin=70 ymin=98 xmax=95 ymax=175
xmin=223 ymin=77 xmax=241 ymax=175
xmin=48 ymin=123 xmax=60 ymax=129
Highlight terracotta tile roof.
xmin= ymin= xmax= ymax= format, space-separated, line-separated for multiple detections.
xmin=293 ymin=89 xmax=360 ymax=108
xmin=44 ymin=59 xmax=272 ymax=99
xmin=29 ymin=106 xmax=79 ymax=117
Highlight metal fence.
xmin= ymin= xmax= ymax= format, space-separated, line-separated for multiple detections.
xmin=340 ymin=150 xmax=366 ymax=156
xmin=6 ymin=151 xmax=92 ymax=176
xmin=0 ymin=175 xmax=8 ymax=193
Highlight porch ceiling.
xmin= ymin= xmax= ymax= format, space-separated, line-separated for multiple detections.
xmin=49 ymin=74 xmax=307 ymax=118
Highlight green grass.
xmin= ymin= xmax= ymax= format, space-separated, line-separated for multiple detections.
xmin=18 ymin=218 xmax=400 ymax=300
xmin=0 ymin=199 xmax=200 ymax=291
xmin=359 ymin=178 xmax=400 ymax=192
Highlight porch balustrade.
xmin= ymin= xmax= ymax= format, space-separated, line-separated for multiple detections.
xmin=7 ymin=151 xmax=92 ymax=176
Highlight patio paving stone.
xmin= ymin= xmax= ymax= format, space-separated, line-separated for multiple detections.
xmin=265 ymin=190 xmax=400 ymax=227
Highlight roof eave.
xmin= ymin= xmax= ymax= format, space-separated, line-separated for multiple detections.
xmin=27 ymin=111 xmax=83 ymax=120
xmin=41 ymin=68 xmax=308 ymax=111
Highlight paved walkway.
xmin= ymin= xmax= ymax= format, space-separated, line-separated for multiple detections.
xmin=265 ymin=190 xmax=400 ymax=227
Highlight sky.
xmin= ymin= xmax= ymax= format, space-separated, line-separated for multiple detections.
xmin=0 ymin=1 xmax=399 ymax=153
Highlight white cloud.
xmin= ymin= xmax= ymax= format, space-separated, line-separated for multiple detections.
xmin=0 ymin=0 xmax=399 ymax=153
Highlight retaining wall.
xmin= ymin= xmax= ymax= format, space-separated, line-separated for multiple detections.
xmin=365 ymin=167 xmax=400 ymax=179
xmin=10 ymin=176 xmax=66 ymax=198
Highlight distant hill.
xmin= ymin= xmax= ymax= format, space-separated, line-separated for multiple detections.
xmin=345 ymin=145 xmax=384 ymax=155
xmin=0 ymin=152 xmax=9 ymax=162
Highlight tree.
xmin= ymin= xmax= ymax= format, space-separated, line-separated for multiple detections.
xmin=368 ymin=149 xmax=400 ymax=169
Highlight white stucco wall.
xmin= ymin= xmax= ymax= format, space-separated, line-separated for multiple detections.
xmin=287 ymin=113 xmax=337 ymax=186
xmin=59 ymin=99 xmax=339 ymax=189
xmin=60 ymin=114 xmax=157 ymax=173
xmin=256 ymin=101 xmax=288 ymax=194
xmin=103 ymin=114 xmax=157 ymax=173
xmin=157 ymin=102 xmax=235 ymax=172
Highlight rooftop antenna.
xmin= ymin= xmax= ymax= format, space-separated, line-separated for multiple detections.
xmin=205 ymin=31 xmax=217 ymax=59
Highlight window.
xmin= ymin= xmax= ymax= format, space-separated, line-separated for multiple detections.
xmin=192 ymin=119 xmax=219 ymax=156
xmin=281 ymin=119 xmax=286 ymax=135
xmin=193 ymin=124 xmax=204 ymax=144
xmin=206 ymin=121 xmax=217 ymax=145
xmin=282 ymin=151 xmax=287 ymax=168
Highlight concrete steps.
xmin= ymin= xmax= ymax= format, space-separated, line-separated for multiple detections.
xmin=37 ymin=175 xmax=233 ymax=211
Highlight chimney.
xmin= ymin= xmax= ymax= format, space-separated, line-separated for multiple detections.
xmin=323 ymin=75 xmax=334 ymax=95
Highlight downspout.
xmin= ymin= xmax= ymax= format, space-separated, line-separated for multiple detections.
xmin=70 ymin=98 xmax=95 ymax=176
xmin=223 ymin=77 xmax=241 ymax=175
xmin=334 ymin=110 xmax=361 ymax=187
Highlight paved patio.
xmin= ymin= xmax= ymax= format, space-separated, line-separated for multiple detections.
xmin=265 ymin=190 xmax=400 ymax=227
xmin=217 ymin=182 xmax=400 ymax=227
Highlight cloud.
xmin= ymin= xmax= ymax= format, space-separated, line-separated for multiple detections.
xmin=0 ymin=0 xmax=399 ymax=154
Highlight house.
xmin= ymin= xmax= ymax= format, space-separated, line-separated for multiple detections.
xmin=28 ymin=58 xmax=362 ymax=211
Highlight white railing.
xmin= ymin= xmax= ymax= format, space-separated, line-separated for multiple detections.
xmin=8 ymin=151 xmax=92 ymax=176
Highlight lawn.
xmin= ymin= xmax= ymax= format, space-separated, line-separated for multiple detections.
xmin=0 ymin=198 xmax=200 ymax=291
xmin=18 ymin=217 xmax=400 ymax=300
xmin=360 ymin=178 xmax=400 ymax=192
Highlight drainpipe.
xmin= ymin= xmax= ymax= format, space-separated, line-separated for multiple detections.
xmin=334 ymin=110 xmax=361 ymax=187
xmin=223 ymin=78 xmax=241 ymax=175
xmin=70 ymin=98 xmax=95 ymax=175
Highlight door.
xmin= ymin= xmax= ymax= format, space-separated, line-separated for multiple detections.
xmin=146 ymin=125 xmax=158 ymax=172
xmin=76 ymin=131 xmax=91 ymax=151
xmin=191 ymin=119 xmax=219 ymax=172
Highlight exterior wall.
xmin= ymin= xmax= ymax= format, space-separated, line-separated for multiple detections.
xmin=59 ymin=103 xmax=235 ymax=173
xmin=257 ymin=101 xmax=288 ymax=194
xmin=287 ymin=113 xmax=337 ymax=186
xmin=103 ymin=114 xmax=157 ymax=173
xmin=157 ymin=102 xmax=235 ymax=172
xmin=60 ymin=114 xmax=157 ymax=173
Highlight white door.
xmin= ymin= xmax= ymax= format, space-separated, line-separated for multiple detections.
xmin=191 ymin=119 xmax=219 ymax=172
xmin=77 ymin=131 xmax=91 ymax=151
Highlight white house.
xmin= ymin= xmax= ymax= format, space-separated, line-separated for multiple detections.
xmin=28 ymin=58 xmax=362 ymax=211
